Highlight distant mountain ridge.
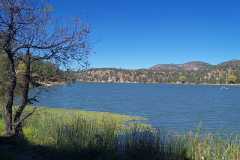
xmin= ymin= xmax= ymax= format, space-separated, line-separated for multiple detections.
xmin=77 ymin=60 xmax=240 ymax=84
xmin=150 ymin=61 xmax=211 ymax=71
xmin=218 ymin=60 xmax=240 ymax=68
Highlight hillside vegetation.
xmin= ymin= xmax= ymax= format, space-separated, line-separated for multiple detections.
xmin=78 ymin=60 xmax=240 ymax=84
xmin=0 ymin=55 xmax=76 ymax=88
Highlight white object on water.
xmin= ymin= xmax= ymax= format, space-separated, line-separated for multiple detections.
xmin=220 ymin=86 xmax=229 ymax=90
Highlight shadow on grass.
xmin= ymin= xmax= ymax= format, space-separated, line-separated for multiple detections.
xmin=0 ymin=135 xmax=190 ymax=160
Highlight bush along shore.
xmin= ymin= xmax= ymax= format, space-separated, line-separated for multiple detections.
xmin=0 ymin=107 xmax=240 ymax=160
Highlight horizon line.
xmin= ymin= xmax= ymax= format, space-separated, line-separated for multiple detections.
xmin=89 ymin=59 xmax=240 ymax=70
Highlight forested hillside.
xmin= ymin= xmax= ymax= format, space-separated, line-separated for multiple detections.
xmin=78 ymin=61 xmax=240 ymax=84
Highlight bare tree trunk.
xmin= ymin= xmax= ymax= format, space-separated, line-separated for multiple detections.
xmin=4 ymin=55 xmax=16 ymax=136
xmin=14 ymin=50 xmax=31 ymax=136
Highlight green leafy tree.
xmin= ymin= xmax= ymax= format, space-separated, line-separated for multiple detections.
xmin=179 ymin=75 xmax=187 ymax=83
xmin=228 ymin=74 xmax=237 ymax=84
xmin=31 ymin=60 xmax=60 ymax=82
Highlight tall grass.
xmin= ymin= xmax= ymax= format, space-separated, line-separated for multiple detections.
xmin=24 ymin=113 xmax=188 ymax=159
xmin=1 ymin=107 xmax=240 ymax=159
xmin=17 ymin=107 xmax=189 ymax=159
xmin=183 ymin=132 xmax=240 ymax=160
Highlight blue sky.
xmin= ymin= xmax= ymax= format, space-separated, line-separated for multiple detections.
xmin=51 ymin=0 xmax=240 ymax=69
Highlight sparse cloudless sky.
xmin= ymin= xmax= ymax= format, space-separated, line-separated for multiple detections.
xmin=51 ymin=0 xmax=240 ymax=69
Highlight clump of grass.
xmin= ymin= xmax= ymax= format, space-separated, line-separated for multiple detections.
xmin=183 ymin=132 xmax=240 ymax=160
xmin=117 ymin=126 xmax=187 ymax=160
xmin=23 ymin=107 xmax=142 ymax=146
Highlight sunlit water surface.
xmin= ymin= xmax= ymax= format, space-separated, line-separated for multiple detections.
xmin=32 ymin=82 xmax=240 ymax=135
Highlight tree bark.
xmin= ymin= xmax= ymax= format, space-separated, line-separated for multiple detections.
xmin=4 ymin=55 xmax=16 ymax=136
xmin=14 ymin=50 xmax=31 ymax=136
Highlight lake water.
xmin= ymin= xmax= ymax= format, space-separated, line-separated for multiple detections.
xmin=33 ymin=82 xmax=240 ymax=135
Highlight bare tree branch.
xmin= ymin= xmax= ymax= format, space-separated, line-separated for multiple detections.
xmin=0 ymin=0 xmax=90 ymax=136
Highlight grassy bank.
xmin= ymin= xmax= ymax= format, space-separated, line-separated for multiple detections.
xmin=0 ymin=107 xmax=240 ymax=160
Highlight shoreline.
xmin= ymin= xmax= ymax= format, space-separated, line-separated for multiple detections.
xmin=37 ymin=80 xmax=240 ymax=87
xmin=37 ymin=81 xmax=68 ymax=87
xmin=76 ymin=80 xmax=240 ymax=86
